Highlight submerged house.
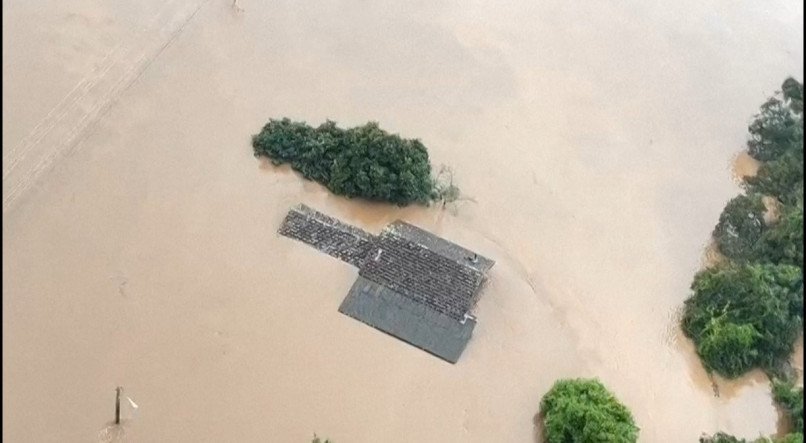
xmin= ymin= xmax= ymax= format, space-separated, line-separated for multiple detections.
xmin=279 ymin=204 xmax=494 ymax=363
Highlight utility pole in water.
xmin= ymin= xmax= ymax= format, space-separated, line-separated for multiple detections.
xmin=114 ymin=387 xmax=122 ymax=425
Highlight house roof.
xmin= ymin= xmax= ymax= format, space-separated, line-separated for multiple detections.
xmin=383 ymin=221 xmax=495 ymax=273
xmin=359 ymin=229 xmax=485 ymax=321
xmin=278 ymin=203 xmax=374 ymax=267
xmin=278 ymin=203 xmax=495 ymax=363
xmin=339 ymin=276 xmax=475 ymax=363
xmin=278 ymin=203 xmax=493 ymax=321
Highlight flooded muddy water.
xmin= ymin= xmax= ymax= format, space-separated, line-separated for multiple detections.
xmin=3 ymin=0 xmax=803 ymax=441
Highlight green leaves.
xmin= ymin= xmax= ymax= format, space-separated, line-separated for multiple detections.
xmin=681 ymin=263 xmax=803 ymax=378
xmin=743 ymin=149 xmax=804 ymax=206
xmin=746 ymin=85 xmax=802 ymax=163
xmin=695 ymin=318 xmax=760 ymax=379
xmin=755 ymin=205 xmax=804 ymax=268
xmin=539 ymin=378 xmax=639 ymax=443
xmin=712 ymin=194 xmax=766 ymax=263
xmin=742 ymin=78 xmax=804 ymax=206
xmin=772 ymin=379 xmax=804 ymax=434
xmin=252 ymin=118 xmax=446 ymax=206
xmin=683 ymin=78 xmax=803 ymax=383
xmin=782 ymin=77 xmax=804 ymax=114
xmin=699 ymin=433 xmax=748 ymax=443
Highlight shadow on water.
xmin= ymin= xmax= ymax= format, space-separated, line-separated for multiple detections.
xmin=532 ymin=411 xmax=545 ymax=443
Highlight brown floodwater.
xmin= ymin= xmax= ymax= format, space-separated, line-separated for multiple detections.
xmin=3 ymin=0 xmax=804 ymax=442
xmin=731 ymin=151 xmax=760 ymax=182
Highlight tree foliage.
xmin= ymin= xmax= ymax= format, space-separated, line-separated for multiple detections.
xmin=699 ymin=433 xmax=804 ymax=443
xmin=693 ymin=77 xmax=804 ymax=443
xmin=539 ymin=378 xmax=639 ymax=443
xmin=712 ymin=194 xmax=767 ymax=262
xmin=681 ymin=263 xmax=803 ymax=378
xmin=252 ymin=118 xmax=456 ymax=206
xmin=772 ymin=379 xmax=804 ymax=434
xmin=755 ymin=204 xmax=804 ymax=268
xmin=782 ymin=77 xmax=804 ymax=115
xmin=773 ymin=434 xmax=805 ymax=443
xmin=685 ymin=78 xmax=804 ymax=384
xmin=743 ymin=150 xmax=804 ymax=207
xmin=711 ymin=194 xmax=803 ymax=268
xmin=699 ymin=433 xmax=750 ymax=443
xmin=746 ymin=79 xmax=803 ymax=163
xmin=743 ymin=78 xmax=804 ymax=206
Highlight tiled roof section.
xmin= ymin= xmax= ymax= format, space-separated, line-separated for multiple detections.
xmin=359 ymin=230 xmax=485 ymax=321
xmin=339 ymin=276 xmax=476 ymax=363
xmin=384 ymin=221 xmax=495 ymax=273
xmin=278 ymin=204 xmax=374 ymax=267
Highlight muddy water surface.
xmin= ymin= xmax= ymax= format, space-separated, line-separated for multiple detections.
xmin=3 ymin=1 xmax=804 ymax=442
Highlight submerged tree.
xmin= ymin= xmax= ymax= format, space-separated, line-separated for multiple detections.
xmin=754 ymin=204 xmax=804 ymax=269
xmin=743 ymin=150 xmax=804 ymax=207
xmin=743 ymin=78 xmax=804 ymax=206
xmin=681 ymin=263 xmax=803 ymax=378
xmin=746 ymin=79 xmax=803 ymax=163
xmin=539 ymin=378 xmax=639 ymax=443
xmin=772 ymin=378 xmax=804 ymax=434
xmin=252 ymin=118 xmax=459 ymax=206
xmin=712 ymin=194 xmax=767 ymax=263
xmin=781 ymin=77 xmax=804 ymax=115
xmin=699 ymin=433 xmax=804 ymax=443
xmin=691 ymin=77 xmax=804 ymax=443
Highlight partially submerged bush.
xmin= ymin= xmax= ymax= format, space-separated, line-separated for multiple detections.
xmin=744 ymin=150 xmax=804 ymax=207
xmin=699 ymin=433 xmax=749 ymax=443
xmin=699 ymin=432 xmax=804 ymax=443
xmin=700 ymin=379 xmax=804 ymax=443
xmin=252 ymin=118 xmax=458 ymax=206
xmin=743 ymin=78 xmax=804 ymax=206
xmin=746 ymin=79 xmax=803 ymax=162
xmin=774 ymin=434 xmax=805 ymax=443
xmin=782 ymin=77 xmax=804 ymax=115
xmin=681 ymin=263 xmax=803 ymax=378
xmin=710 ymin=192 xmax=803 ymax=268
xmin=539 ymin=378 xmax=638 ymax=443
xmin=712 ymin=194 xmax=767 ymax=262
xmin=684 ymin=78 xmax=804 ymax=383
xmin=755 ymin=205 xmax=804 ymax=268
xmin=772 ymin=379 xmax=804 ymax=434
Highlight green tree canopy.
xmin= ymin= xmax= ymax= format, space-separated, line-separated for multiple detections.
xmin=699 ymin=432 xmax=804 ymax=443
xmin=699 ymin=433 xmax=749 ymax=443
xmin=754 ymin=204 xmax=804 ymax=269
xmin=743 ymin=149 xmax=804 ymax=206
xmin=681 ymin=263 xmax=803 ymax=378
xmin=772 ymin=379 xmax=804 ymax=434
xmin=694 ymin=77 xmax=804 ymax=443
xmin=743 ymin=78 xmax=804 ymax=206
xmin=712 ymin=194 xmax=767 ymax=262
xmin=782 ymin=77 xmax=804 ymax=114
xmin=746 ymin=79 xmax=803 ymax=163
xmin=252 ymin=118 xmax=453 ymax=206
xmin=539 ymin=378 xmax=639 ymax=443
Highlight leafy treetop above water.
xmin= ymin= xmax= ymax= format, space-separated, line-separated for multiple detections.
xmin=252 ymin=118 xmax=456 ymax=206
